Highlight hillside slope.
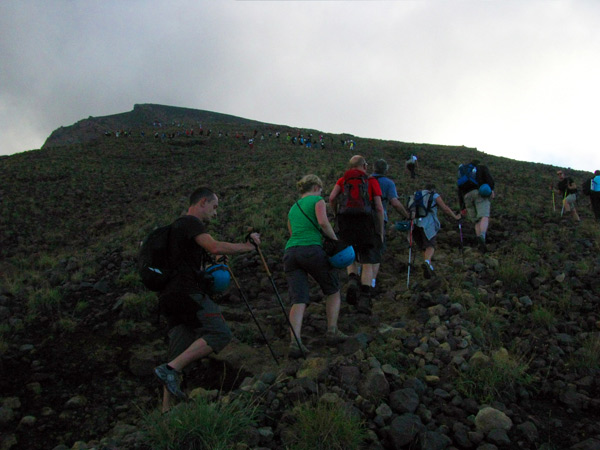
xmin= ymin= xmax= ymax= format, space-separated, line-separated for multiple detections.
xmin=1 ymin=105 xmax=599 ymax=450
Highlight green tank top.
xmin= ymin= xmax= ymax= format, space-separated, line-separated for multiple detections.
xmin=285 ymin=195 xmax=323 ymax=249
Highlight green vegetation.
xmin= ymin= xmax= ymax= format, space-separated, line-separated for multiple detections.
xmin=142 ymin=395 xmax=260 ymax=450
xmin=285 ymin=400 xmax=367 ymax=450
xmin=456 ymin=348 xmax=533 ymax=403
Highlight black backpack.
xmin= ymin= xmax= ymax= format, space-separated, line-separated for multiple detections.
xmin=582 ymin=177 xmax=592 ymax=196
xmin=138 ymin=224 xmax=174 ymax=291
xmin=407 ymin=190 xmax=435 ymax=219
xmin=337 ymin=173 xmax=373 ymax=216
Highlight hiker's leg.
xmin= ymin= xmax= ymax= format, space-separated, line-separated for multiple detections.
xmin=168 ymin=337 xmax=213 ymax=372
xmin=289 ymin=303 xmax=307 ymax=342
xmin=572 ymin=208 xmax=580 ymax=222
xmin=347 ymin=262 xmax=359 ymax=278
xmin=424 ymin=246 xmax=435 ymax=263
xmin=162 ymin=387 xmax=176 ymax=413
xmin=476 ymin=217 xmax=489 ymax=237
xmin=325 ymin=291 xmax=341 ymax=329
xmin=361 ymin=264 xmax=375 ymax=286
xmin=372 ymin=263 xmax=380 ymax=281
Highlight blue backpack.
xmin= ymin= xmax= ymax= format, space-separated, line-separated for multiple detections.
xmin=407 ymin=190 xmax=435 ymax=219
xmin=457 ymin=163 xmax=478 ymax=189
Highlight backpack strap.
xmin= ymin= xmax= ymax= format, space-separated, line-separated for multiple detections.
xmin=295 ymin=201 xmax=327 ymax=238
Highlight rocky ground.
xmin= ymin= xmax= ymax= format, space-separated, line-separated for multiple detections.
xmin=1 ymin=106 xmax=600 ymax=449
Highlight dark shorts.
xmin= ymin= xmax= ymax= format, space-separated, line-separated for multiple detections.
xmin=160 ymin=292 xmax=232 ymax=358
xmin=412 ymin=226 xmax=436 ymax=250
xmin=283 ymin=245 xmax=339 ymax=304
xmin=337 ymin=214 xmax=383 ymax=264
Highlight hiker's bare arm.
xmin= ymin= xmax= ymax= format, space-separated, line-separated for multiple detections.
xmin=195 ymin=233 xmax=259 ymax=254
xmin=315 ymin=200 xmax=337 ymax=240
xmin=390 ymin=197 xmax=409 ymax=218
xmin=436 ymin=196 xmax=462 ymax=221
xmin=329 ymin=184 xmax=341 ymax=214
xmin=287 ymin=220 xmax=292 ymax=237
xmin=374 ymin=196 xmax=385 ymax=238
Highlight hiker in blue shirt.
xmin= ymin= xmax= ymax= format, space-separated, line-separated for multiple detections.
xmin=412 ymin=185 xmax=462 ymax=278
xmin=590 ymin=170 xmax=600 ymax=221
xmin=371 ymin=159 xmax=410 ymax=288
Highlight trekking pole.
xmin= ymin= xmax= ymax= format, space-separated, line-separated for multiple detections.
xmin=458 ymin=220 xmax=465 ymax=265
xmin=248 ymin=234 xmax=306 ymax=359
xmin=226 ymin=263 xmax=279 ymax=366
xmin=407 ymin=219 xmax=414 ymax=289
xmin=551 ymin=186 xmax=556 ymax=213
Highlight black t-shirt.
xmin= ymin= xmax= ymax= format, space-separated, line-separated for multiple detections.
xmin=558 ymin=177 xmax=577 ymax=196
xmin=165 ymin=215 xmax=211 ymax=294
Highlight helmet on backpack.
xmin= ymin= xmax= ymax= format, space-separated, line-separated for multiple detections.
xmin=329 ymin=245 xmax=355 ymax=269
xmin=204 ymin=264 xmax=231 ymax=294
xmin=478 ymin=184 xmax=492 ymax=197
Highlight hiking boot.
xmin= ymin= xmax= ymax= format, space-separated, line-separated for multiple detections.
xmin=345 ymin=273 xmax=360 ymax=305
xmin=325 ymin=328 xmax=349 ymax=345
xmin=289 ymin=341 xmax=309 ymax=359
xmin=477 ymin=236 xmax=487 ymax=253
xmin=356 ymin=285 xmax=373 ymax=315
xmin=154 ymin=364 xmax=187 ymax=400
xmin=422 ymin=261 xmax=434 ymax=279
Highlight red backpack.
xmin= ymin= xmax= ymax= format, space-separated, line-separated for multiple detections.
xmin=337 ymin=170 xmax=373 ymax=216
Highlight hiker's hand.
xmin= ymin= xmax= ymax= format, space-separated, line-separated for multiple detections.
xmin=454 ymin=213 xmax=462 ymax=221
xmin=248 ymin=232 xmax=261 ymax=247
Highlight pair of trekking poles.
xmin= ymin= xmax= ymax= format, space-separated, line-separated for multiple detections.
xmin=224 ymin=232 xmax=305 ymax=366
xmin=405 ymin=218 xmax=465 ymax=289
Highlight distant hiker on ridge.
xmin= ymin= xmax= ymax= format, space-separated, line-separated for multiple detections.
xmin=329 ymin=155 xmax=384 ymax=315
xmin=408 ymin=184 xmax=462 ymax=278
xmin=370 ymin=159 xmax=410 ymax=289
xmin=555 ymin=169 xmax=580 ymax=223
xmin=457 ymin=159 xmax=495 ymax=252
xmin=153 ymin=187 xmax=260 ymax=413
xmin=283 ymin=175 xmax=349 ymax=359
xmin=405 ymin=154 xmax=418 ymax=179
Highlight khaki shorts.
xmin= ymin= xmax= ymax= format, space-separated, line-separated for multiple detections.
xmin=564 ymin=193 xmax=577 ymax=210
xmin=464 ymin=189 xmax=491 ymax=221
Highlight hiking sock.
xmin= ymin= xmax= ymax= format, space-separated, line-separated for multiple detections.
xmin=166 ymin=364 xmax=178 ymax=372
xmin=371 ymin=279 xmax=376 ymax=288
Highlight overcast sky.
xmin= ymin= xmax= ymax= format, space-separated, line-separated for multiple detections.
xmin=1 ymin=1 xmax=599 ymax=172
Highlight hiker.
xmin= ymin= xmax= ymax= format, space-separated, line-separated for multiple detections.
xmin=284 ymin=175 xmax=348 ymax=358
xmin=371 ymin=159 xmax=410 ymax=288
xmin=409 ymin=185 xmax=462 ymax=278
xmin=457 ymin=160 xmax=495 ymax=252
xmin=329 ymin=155 xmax=385 ymax=314
xmin=153 ymin=187 xmax=261 ymax=413
xmin=555 ymin=170 xmax=580 ymax=223
xmin=590 ymin=170 xmax=600 ymax=221
xmin=406 ymin=154 xmax=418 ymax=179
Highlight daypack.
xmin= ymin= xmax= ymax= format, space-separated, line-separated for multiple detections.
xmin=138 ymin=224 xmax=173 ymax=291
xmin=457 ymin=163 xmax=478 ymax=189
xmin=337 ymin=172 xmax=373 ymax=215
xmin=407 ymin=190 xmax=435 ymax=219
xmin=582 ymin=177 xmax=592 ymax=196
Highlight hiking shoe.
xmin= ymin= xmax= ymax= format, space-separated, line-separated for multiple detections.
xmin=422 ymin=262 xmax=434 ymax=279
xmin=289 ymin=341 xmax=309 ymax=359
xmin=154 ymin=364 xmax=187 ymax=400
xmin=477 ymin=236 xmax=487 ymax=253
xmin=325 ymin=328 xmax=349 ymax=345
xmin=345 ymin=274 xmax=360 ymax=305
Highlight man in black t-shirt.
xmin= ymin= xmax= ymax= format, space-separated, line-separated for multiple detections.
xmin=154 ymin=187 xmax=261 ymax=412
xmin=555 ymin=170 xmax=580 ymax=223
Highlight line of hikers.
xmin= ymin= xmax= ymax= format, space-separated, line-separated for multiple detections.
xmin=142 ymin=154 xmax=500 ymax=412
xmin=554 ymin=169 xmax=600 ymax=223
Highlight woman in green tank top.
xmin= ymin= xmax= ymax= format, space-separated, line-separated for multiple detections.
xmin=283 ymin=175 xmax=348 ymax=358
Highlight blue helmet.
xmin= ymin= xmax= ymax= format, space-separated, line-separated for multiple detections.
xmin=479 ymin=183 xmax=492 ymax=197
xmin=329 ymin=245 xmax=355 ymax=269
xmin=205 ymin=264 xmax=231 ymax=294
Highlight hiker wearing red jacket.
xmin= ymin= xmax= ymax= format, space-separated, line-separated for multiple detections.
xmin=329 ymin=155 xmax=384 ymax=314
